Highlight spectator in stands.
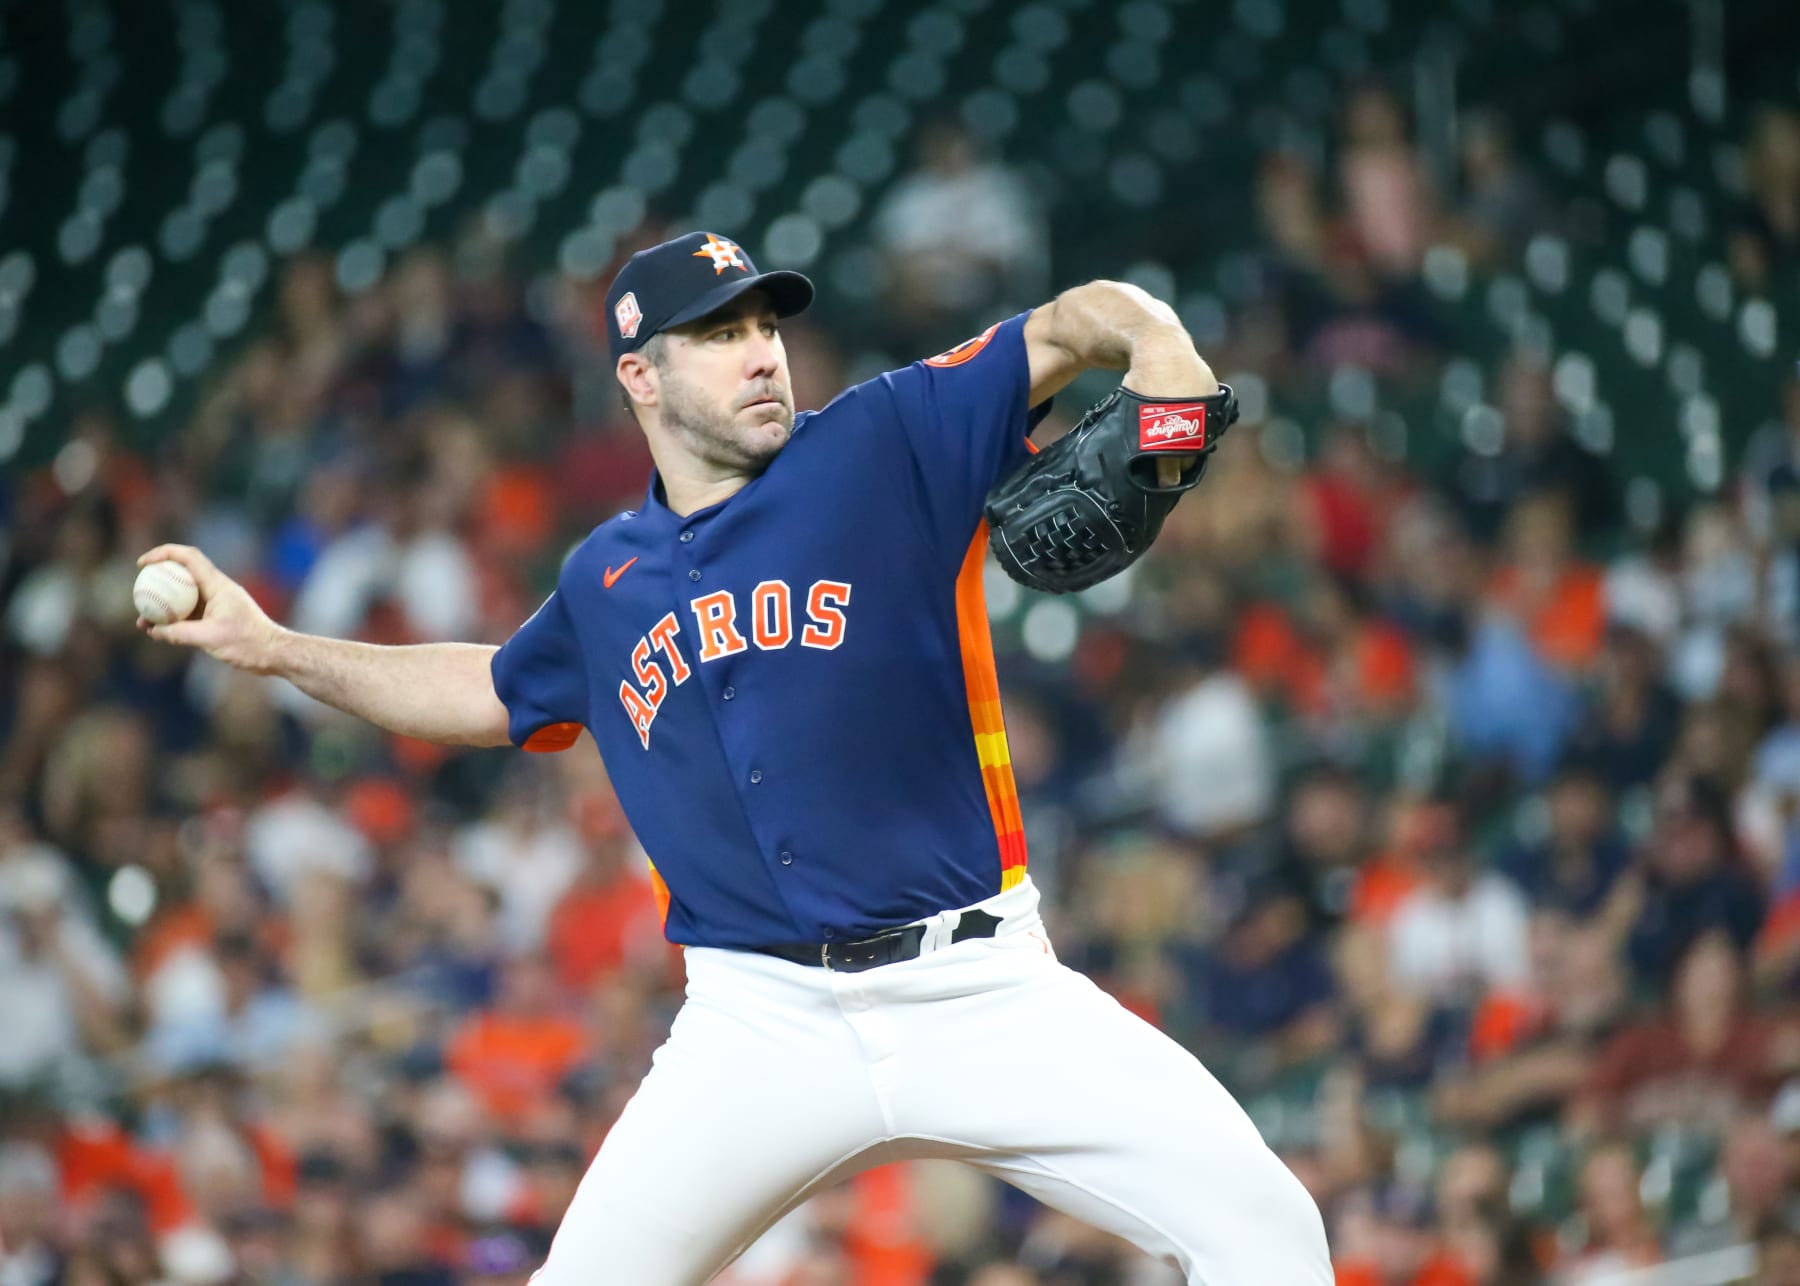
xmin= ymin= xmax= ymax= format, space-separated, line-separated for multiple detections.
xmin=1268 ymin=763 xmax=1374 ymax=929
xmin=1301 ymin=227 xmax=1442 ymax=376
xmin=1339 ymin=83 xmax=1435 ymax=278
xmin=401 ymin=1076 xmax=513 ymax=1243
xmin=1565 ymin=624 xmax=1683 ymax=792
xmin=1180 ymin=881 xmax=1339 ymax=1079
xmin=1064 ymin=833 xmax=1201 ymax=1033
xmin=1431 ymin=1143 xmax=1544 ymax=1283
xmin=1434 ymin=920 xmax=1625 ymax=1132
xmin=1660 ymin=507 xmax=1761 ymax=704
xmin=355 ymin=1186 xmax=454 ymax=1285
xmin=1247 ymin=149 xmax=1336 ymax=368
xmin=1232 ymin=574 xmax=1419 ymax=739
xmin=872 ymin=119 xmax=1047 ymax=349
xmin=1432 ymin=1142 xmax=1505 ymax=1234
xmin=375 ymin=249 xmax=461 ymax=418
xmin=544 ymin=804 xmax=667 ymax=995
xmin=453 ymin=770 xmax=583 ymax=957
xmin=445 ymin=955 xmax=589 ymax=1128
xmin=1450 ymin=350 xmax=1616 ymax=545
xmin=1386 ymin=803 xmax=1531 ymax=1007
xmin=1301 ymin=423 xmax=1399 ymax=584
xmin=1670 ymin=1112 xmax=1797 ymax=1256
xmin=1603 ymin=511 xmax=1685 ymax=649
xmin=1452 ymin=541 xmax=1585 ymax=784
xmin=38 ymin=702 xmax=156 ymax=876
xmin=1330 ymin=1181 xmax=1474 ymax=1286
xmin=1450 ymin=111 xmax=1555 ymax=268
xmin=1376 ymin=497 xmax=1480 ymax=655
xmin=287 ymin=457 xmax=480 ymax=647
xmin=1557 ymin=1143 xmax=1663 ymax=1280
xmin=3 ymin=496 xmax=128 ymax=660
xmin=1487 ymin=492 xmax=1607 ymax=675
xmin=0 ymin=837 xmax=130 ymax=1086
xmin=1494 ymin=759 xmax=1631 ymax=927
xmin=1336 ymin=923 xmax=1460 ymax=1090
xmin=1729 ymin=107 xmax=1800 ymax=296
xmin=1578 ymin=933 xmax=1790 ymax=1136
xmin=1626 ymin=775 xmax=1765 ymax=983
xmin=143 ymin=925 xmax=321 ymax=1080
xmin=1129 ymin=633 xmax=1274 ymax=843
xmin=1671 ymin=625 xmax=1781 ymax=794
xmin=383 ymin=847 xmax=503 ymax=1013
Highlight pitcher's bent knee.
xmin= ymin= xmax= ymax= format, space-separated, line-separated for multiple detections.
xmin=1222 ymin=1148 xmax=1332 ymax=1283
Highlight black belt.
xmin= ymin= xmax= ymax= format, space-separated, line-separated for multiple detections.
xmin=756 ymin=909 xmax=1004 ymax=972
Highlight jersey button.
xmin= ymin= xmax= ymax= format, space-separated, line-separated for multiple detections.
xmin=679 ymin=530 xmax=694 ymax=543
xmin=779 ymin=851 xmax=793 ymax=865
xmin=722 ymin=686 xmax=735 ymax=700
xmin=749 ymin=769 xmax=763 ymax=784
xmin=688 ymin=569 xmax=701 ymax=581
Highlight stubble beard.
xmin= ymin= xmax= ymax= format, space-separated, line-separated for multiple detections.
xmin=659 ymin=366 xmax=793 ymax=477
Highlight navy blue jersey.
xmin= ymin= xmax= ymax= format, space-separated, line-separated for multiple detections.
xmin=491 ymin=312 xmax=1048 ymax=949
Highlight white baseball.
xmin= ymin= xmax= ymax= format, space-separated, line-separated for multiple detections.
xmin=134 ymin=560 xmax=200 ymax=625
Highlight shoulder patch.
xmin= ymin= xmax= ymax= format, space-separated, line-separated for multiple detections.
xmin=924 ymin=323 xmax=1000 ymax=368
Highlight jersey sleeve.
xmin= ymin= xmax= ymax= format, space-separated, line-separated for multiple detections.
xmin=872 ymin=310 xmax=1053 ymax=553
xmin=490 ymin=588 xmax=589 ymax=752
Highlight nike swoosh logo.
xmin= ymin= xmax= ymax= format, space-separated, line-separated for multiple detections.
xmin=603 ymin=557 xmax=638 ymax=589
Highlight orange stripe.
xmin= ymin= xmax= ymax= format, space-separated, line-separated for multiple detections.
xmin=522 ymin=721 xmax=583 ymax=753
xmin=646 ymin=860 xmax=671 ymax=927
xmin=956 ymin=523 xmax=1028 ymax=890
xmin=968 ymin=697 xmax=1006 ymax=733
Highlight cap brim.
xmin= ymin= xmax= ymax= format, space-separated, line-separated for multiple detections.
xmin=662 ymin=270 xmax=814 ymax=330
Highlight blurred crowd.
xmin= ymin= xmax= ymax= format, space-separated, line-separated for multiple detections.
xmin=4 ymin=67 xmax=1800 ymax=1286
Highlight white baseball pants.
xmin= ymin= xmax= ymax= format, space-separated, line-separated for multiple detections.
xmin=532 ymin=876 xmax=1332 ymax=1284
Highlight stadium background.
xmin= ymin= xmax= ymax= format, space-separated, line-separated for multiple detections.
xmin=2 ymin=0 xmax=1799 ymax=1281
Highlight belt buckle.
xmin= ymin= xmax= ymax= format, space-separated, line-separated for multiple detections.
xmin=823 ymin=929 xmax=905 ymax=972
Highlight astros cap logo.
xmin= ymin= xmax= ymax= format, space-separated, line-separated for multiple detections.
xmin=614 ymin=291 xmax=643 ymax=339
xmin=692 ymin=233 xmax=749 ymax=275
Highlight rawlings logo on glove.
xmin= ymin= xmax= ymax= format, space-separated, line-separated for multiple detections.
xmin=983 ymin=384 xmax=1238 ymax=595
xmin=1138 ymin=404 xmax=1209 ymax=450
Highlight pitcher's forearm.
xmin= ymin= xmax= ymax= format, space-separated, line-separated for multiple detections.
xmin=1024 ymin=281 xmax=1218 ymax=405
xmin=273 ymin=632 xmax=513 ymax=747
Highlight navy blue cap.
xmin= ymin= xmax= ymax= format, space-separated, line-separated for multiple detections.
xmin=604 ymin=231 xmax=814 ymax=362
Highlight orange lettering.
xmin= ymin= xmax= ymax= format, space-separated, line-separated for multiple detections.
xmin=801 ymin=580 xmax=851 ymax=650
xmin=752 ymin=580 xmax=793 ymax=650
xmin=630 ymin=637 xmax=666 ymax=708
xmin=648 ymin=612 xmax=691 ymax=683
xmin=690 ymin=590 xmax=748 ymax=661
xmin=617 ymin=680 xmax=656 ymax=749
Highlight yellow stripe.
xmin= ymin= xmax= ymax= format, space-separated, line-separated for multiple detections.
xmin=1001 ymin=866 xmax=1028 ymax=890
xmin=973 ymin=730 xmax=1012 ymax=769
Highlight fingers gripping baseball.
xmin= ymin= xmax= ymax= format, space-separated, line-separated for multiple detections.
xmin=135 ymin=545 xmax=283 ymax=673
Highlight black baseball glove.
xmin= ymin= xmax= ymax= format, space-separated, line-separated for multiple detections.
xmin=983 ymin=384 xmax=1238 ymax=594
